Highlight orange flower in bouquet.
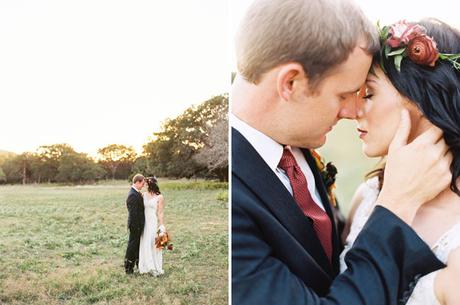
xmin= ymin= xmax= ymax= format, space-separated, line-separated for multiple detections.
xmin=155 ymin=229 xmax=173 ymax=250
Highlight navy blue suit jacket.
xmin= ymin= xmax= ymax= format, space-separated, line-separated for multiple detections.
xmin=232 ymin=128 xmax=444 ymax=305
xmin=126 ymin=187 xmax=145 ymax=231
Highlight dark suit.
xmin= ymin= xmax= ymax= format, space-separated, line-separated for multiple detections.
xmin=232 ymin=128 xmax=444 ymax=305
xmin=124 ymin=187 xmax=145 ymax=273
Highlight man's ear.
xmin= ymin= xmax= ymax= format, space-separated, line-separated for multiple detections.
xmin=276 ymin=63 xmax=308 ymax=101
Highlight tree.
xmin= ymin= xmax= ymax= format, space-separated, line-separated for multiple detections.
xmin=131 ymin=156 xmax=154 ymax=179
xmin=142 ymin=94 xmax=228 ymax=179
xmin=0 ymin=150 xmax=16 ymax=167
xmin=34 ymin=144 xmax=77 ymax=183
xmin=97 ymin=144 xmax=137 ymax=179
xmin=0 ymin=167 xmax=6 ymax=184
xmin=195 ymin=115 xmax=228 ymax=181
xmin=56 ymin=152 xmax=105 ymax=183
xmin=2 ymin=153 xmax=35 ymax=184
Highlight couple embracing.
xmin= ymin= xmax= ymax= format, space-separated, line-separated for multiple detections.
xmin=124 ymin=174 xmax=167 ymax=276
xmin=232 ymin=0 xmax=460 ymax=304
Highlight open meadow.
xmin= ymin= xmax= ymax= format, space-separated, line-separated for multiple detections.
xmin=0 ymin=180 xmax=228 ymax=305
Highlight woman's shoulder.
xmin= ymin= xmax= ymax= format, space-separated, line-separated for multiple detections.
xmin=433 ymin=221 xmax=460 ymax=263
xmin=352 ymin=177 xmax=379 ymax=205
xmin=349 ymin=177 xmax=380 ymax=219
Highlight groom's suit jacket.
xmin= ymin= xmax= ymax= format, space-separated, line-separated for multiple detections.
xmin=232 ymin=128 xmax=444 ymax=305
xmin=126 ymin=187 xmax=145 ymax=231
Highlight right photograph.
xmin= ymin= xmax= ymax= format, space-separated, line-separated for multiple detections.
xmin=230 ymin=0 xmax=460 ymax=304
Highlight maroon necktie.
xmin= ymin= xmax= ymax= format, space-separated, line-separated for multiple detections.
xmin=278 ymin=147 xmax=333 ymax=263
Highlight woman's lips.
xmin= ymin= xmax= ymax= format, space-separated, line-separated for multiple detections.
xmin=357 ymin=128 xmax=368 ymax=139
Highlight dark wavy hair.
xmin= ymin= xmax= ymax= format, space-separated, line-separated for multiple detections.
xmin=370 ymin=18 xmax=460 ymax=196
xmin=146 ymin=177 xmax=161 ymax=195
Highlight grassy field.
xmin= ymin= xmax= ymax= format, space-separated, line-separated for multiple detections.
xmin=0 ymin=179 xmax=228 ymax=305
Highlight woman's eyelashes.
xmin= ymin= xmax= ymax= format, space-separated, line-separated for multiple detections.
xmin=363 ymin=93 xmax=374 ymax=100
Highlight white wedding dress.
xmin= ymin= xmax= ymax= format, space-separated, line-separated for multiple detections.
xmin=340 ymin=177 xmax=460 ymax=305
xmin=139 ymin=193 xmax=164 ymax=275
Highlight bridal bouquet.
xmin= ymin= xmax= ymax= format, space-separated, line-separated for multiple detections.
xmin=155 ymin=229 xmax=173 ymax=251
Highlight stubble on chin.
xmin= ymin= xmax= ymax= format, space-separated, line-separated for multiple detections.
xmin=295 ymin=135 xmax=327 ymax=150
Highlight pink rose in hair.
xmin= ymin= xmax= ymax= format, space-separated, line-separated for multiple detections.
xmin=387 ymin=20 xmax=425 ymax=48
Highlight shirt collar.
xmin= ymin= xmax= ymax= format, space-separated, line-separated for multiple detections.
xmin=230 ymin=113 xmax=283 ymax=172
xmin=131 ymin=185 xmax=140 ymax=193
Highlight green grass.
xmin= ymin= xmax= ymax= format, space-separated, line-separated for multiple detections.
xmin=0 ymin=179 xmax=228 ymax=305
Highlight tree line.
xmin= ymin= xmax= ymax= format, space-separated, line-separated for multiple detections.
xmin=0 ymin=94 xmax=228 ymax=184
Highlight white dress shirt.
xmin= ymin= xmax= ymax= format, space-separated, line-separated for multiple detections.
xmin=231 ymin=113 xmax=325 ymax=211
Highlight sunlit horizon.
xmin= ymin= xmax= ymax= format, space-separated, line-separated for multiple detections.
xmin=1 ymin=93 xmax=225 ymax=157
xmin=0 ymin=0 xmax=229 ymax=157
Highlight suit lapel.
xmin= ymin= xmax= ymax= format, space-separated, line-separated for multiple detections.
xmin=232 ymin=128 xmax=333 ymax=277
xmin=129 ymin=188 xmax=137 ymax=197
xmin=302 ymin=149 xmax=341 ymax=275
xmin=130 ymin=188 xmax=143 ymax=206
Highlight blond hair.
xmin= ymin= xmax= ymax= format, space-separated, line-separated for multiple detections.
xmin=132 ymin=174 xmax=145 ymax=184
xmin=235 ymin=0 xmax=379 ymax=87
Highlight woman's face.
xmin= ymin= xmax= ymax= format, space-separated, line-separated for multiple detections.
xmin=356 ymin=66 xmax=425 ymax=157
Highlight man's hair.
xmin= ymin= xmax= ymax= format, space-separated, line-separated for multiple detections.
xmin=132 ymin=174 xmax=145 ymax=184
xmin=235 ymin=0 xmax=379 ymax=88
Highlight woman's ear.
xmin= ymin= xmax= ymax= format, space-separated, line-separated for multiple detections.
xmin=276 ymin=63 xmax=309 ymax=101
xmin=404 ymin=100 xmax=430 ymax=141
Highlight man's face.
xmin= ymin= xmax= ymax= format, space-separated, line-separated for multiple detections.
xmin=277 ymin=44 xmax=372 ymax=148
xmin=135 ymin=179 xmax=145 ymax=190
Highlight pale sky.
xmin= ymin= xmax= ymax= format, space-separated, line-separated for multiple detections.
xmin=230 ymin=0 xmax=460 ymax=69
xmin=0 ymin=0 xmax=229 ymax=156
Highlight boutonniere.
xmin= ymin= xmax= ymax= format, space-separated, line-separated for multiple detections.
xmin=310 ymin=149 xmax=338 ymax=207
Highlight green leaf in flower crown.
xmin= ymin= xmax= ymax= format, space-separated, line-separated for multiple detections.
xmin=394 ymin=54 xmax=403 ymax=72
xmin=440 ymin=53 xmax=460 ymax=60
xmin=384 ymin=44 xmax=391 ymax=59
xmin=387 ymin=48 xmax=406 ymax=56
xmin=382 ymin=26 xmax=389 ymax=38
xmin=377 ymin=21 xmax=389 ymax=42
xmin=380 ymin=54 xmax=387 ymax=73
xmin=438 ymin=53 xmax=460 ymax=70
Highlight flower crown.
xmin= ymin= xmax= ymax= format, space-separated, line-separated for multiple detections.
xmin=378 ymin=20 xmax=460 ymax=72
xmin=146 ymin=176 xmax=158 ymax=183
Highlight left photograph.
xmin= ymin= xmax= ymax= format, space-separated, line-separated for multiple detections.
xmin=0 ymin=1 xmax=228 ymax=305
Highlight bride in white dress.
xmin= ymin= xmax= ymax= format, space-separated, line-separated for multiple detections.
xmin=139 ymin=177 xmax=166 ymax=276
xmin=341 ymin=19 xmax=460 ymax=305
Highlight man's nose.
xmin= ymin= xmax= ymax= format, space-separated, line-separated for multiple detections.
xmin=339 ymin=94 xmax=358 ymax=119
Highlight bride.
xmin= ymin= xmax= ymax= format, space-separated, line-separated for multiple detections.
xmin=341 ymin=19 xmax=460 ymax=305
xmin=139 ymin=176 xmax=166 ymax=276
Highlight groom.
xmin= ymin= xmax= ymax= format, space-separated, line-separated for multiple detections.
xmin=232 ymin=0 xmax=451 ymax=304
xmin=124 ymin=173 xmax=145 ymax=274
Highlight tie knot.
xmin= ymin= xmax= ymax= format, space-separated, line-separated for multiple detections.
xmin=278 ymin=148 xmax=298 ymax=170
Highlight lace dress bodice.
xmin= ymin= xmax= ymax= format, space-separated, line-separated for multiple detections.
xmin=340 ymin=177 xmax=460 ymax=305
xmin=143 ymin=194 xmax=159 ymax=221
